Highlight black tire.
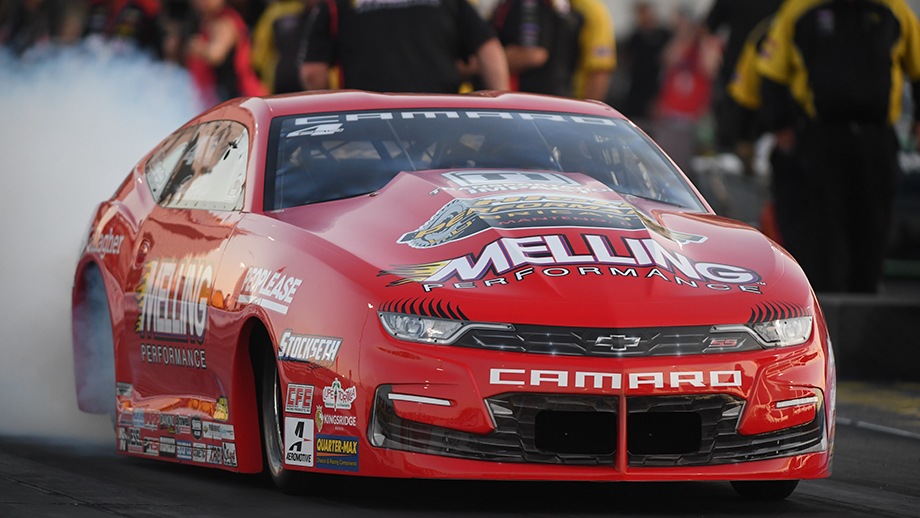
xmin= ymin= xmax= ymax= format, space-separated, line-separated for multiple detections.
xmin=259 ymin=353 xmax=307 ymax=494
xmin=73 ymin=265 xmax=116 ymax=422
xmin=731 ymin=480 xmax=799 ymax=500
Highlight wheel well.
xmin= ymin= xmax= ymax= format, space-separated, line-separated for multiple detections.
xmin=241 ymin=319 xmax=274 ymax=474
xmin=246 ymin=320 xmax=273 ymax=403
xmin=243 ymin=319 xmax=312 ymax=491
xmin=72 ymin=262 xmax=116 ymax=415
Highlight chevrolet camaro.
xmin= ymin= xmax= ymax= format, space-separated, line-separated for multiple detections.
xmin=72 ymin=91 xmax=835 ymax=500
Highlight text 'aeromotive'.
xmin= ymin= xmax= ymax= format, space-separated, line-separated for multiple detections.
xmin=72 ymin=90 xmax=835 ymax=501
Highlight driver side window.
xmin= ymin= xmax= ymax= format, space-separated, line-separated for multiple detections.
xmin=145 ymin=121 xmax=248 ymax=211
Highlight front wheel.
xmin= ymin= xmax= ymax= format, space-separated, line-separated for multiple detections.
xmin=731 ymin=480 xmax=799 ymax=500
xmin=259 ymin=354 xmax=307 ymax=493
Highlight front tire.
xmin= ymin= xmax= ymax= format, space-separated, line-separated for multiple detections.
xmin=72 ymin=265 xmax=116 ymax=419
xmin=259 ymin=353 xmax=306 ymax=493
xmin=731 ymin=480 xmax=799 ymax=500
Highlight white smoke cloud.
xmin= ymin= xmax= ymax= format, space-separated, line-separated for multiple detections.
xmin=0 ymin=42 xmax=202 ymax=441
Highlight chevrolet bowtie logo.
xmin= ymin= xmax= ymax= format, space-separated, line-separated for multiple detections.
xmin=593 ymin=334 xmax=641 ymax=352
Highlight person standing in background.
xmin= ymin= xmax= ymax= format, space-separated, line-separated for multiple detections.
xmin=186 ymin=0 xmax=267 ymax=107
xmin=491 ymin=0 xmax=582 ymax=97
xmin=229 ymin=0 xmax=267 ymax=28
xmin=723 ymin=14 xmax=796 ymax=245
xmin=83 ymin=0 xmax=165 ymax=57
xmin=251 ymin=0 xmax=311 ymax=94
xmin=651 ymin=6 xmax=720 ymax=177
xmin=620 ymin=1 xmax=671 ymax=130
xmin=299 ymin=0 xmax=509 ymax=93
xmin=757 ymin=0 xmax=920 ymax=293
xmin=705 ymin=0 xmax=782 ymax=161
xmin=0 ymin=0 xmax=56 ymax=56
xmin=570 ymin=0 xmax=616 ymax=101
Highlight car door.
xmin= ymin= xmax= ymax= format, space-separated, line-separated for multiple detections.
xmin=120 ymin=119 xmax=249 ymax=408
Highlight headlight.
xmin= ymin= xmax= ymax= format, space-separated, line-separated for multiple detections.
xmin=378 ymin=312 xmax=513 ymax=345
xmin=750 ymin=316 xmax=813 ymax=347
xmin=710 ymin=316 xmax=814 ymax=348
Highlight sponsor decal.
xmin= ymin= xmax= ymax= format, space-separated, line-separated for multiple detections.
xmin=143 ymin=437 xmax=160 ymax=457
xmin=284 ymin=417 xmax=314 ymax=467
xmin=381 ymin=233 xmax=763 ymax=294
xmin=213 ymin=396 xmax=229 ymax=421
xmin=177 ymin=415 xmax=191 ymax=435
xmin=293 ymin=110 xmax=619 ymax=128
xmin=315 ymin=407 xmax=324 ymax=433
xmin=117 ymin=411 xmax=133 ymax=427
xmin=204 ymin=422 xmax=222 ymax=440
xmin=135 ymin=258 xmax=213 ymax=343
xmin=143 ymin=410 xmax=159 ymax=430
xmin=443 ymin=171 xmax=582 ymax=188
xmin=132 ymin=409 xmax=144 ymax=428
xmin=177 ymin=440 xmax=193 ymax=460
xmin=160 ymin=437 xmax=177 ymax=458
xmin=191 ymin=416 xmax=203 ymax=440
xmin=278 ymin=331 xmax=341 ymax=368
xmin=223 ymin=442 xmax=238 ymax=467
xmin=127 ymin=427 xmax=143 ymax=454
xmin=398 ymin=194 xmax=704 ymax=249
xmin=207 ymin=445 xmax=223 ymax=465
xmin=489 ymin=368 xmax=744 ymax=390
xmin=159 ymin=413 xmax=177 ymax=434
xmin=220 ymin=424 xmax=235 ymax=441
xmin=286 ymin=384 xmax=315 ymax=414
xmin=315 ymin=407 xmax=357 ymax=434
xmin=117 ymin=427 xmax=128 ymax=452
xmin=288 ymin=122 xmax=346 ymax=136
xmin=239 ymin=267 xmax=302 ymax=315
xmin=323 ymin=379 xmax=357 ymax=410
xmin=116 ymin=382 xmax=133 ymax=398
xmin=86 ymin=227 xmax=125 ymax=258
xmin=315 ymin=434 xmax=359 ymax=472
xmin=193 ymin=443 xmax=207 ymax=463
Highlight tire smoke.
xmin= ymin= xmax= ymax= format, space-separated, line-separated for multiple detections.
xmin=0 ymin=42 xmax=202 ymax=442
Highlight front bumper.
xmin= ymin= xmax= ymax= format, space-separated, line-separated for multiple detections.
xmin=370 ymin=388 xmax=825 ymax=469
xmin=310 ymin=319 xmax=834 ymax=481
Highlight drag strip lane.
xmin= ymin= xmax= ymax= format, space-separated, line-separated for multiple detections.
xmin=1 ymin=415 xmax=918 ymax=518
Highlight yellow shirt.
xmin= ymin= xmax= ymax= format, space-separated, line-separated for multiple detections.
xmin=727 ymin=17 xmax=774 ymax=110
xmin=756 ymin=0 xmax=920 ymax=124
xmin=570 ymin=0 xmax=616 ymax=99
xmin=251 ymin=1 xmax=307 ymax=93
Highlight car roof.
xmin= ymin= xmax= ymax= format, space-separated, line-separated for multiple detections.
xmin=235 ymin=90 xmax=627 ymax=120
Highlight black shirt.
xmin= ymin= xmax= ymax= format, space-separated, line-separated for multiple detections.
xmin=706 ymin=0 xmax=782 ymax=87
xmin=492 ymin=0 xmax=583 ymax=97
xmin=301 ymin=0 xmax=495 ymax=93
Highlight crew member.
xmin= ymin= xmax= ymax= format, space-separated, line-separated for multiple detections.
xmin=570 ymin=0 xmax=616 ymax=100
xmin=299 ymin=0 xmax=509 ymax=93
xmin=757 ymin=0 xmax=920 ymax=293
xmin=83 ymin=0 xmax=164 ymax=57
xmin=251 ymin=0 xmax=311 ymax=94
xmin=491 ymin=0 xmax=582 ymax=97
xmin=185 ymin=0 xmax=267 ymax=107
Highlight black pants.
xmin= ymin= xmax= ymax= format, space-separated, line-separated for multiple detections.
xmin=784 ymin=121 xmax=901 ymax=293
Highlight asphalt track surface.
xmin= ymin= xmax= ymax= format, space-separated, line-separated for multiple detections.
xmin=1 ymin=383 xmax=918 ymax=518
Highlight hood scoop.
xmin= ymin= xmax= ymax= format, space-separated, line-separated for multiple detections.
xmin=396 ymin=189 xmax=705 ymax=249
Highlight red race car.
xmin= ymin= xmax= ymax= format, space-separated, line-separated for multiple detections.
xmin=72 ymin=91 xmax=835 ymax=500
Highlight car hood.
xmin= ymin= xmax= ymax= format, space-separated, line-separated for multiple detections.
xmin=271 ymin=170 xmax=813 ymax=327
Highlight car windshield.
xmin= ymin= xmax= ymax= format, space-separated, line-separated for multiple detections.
xmin=265 ymin=109 xmax=705 ymax=211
